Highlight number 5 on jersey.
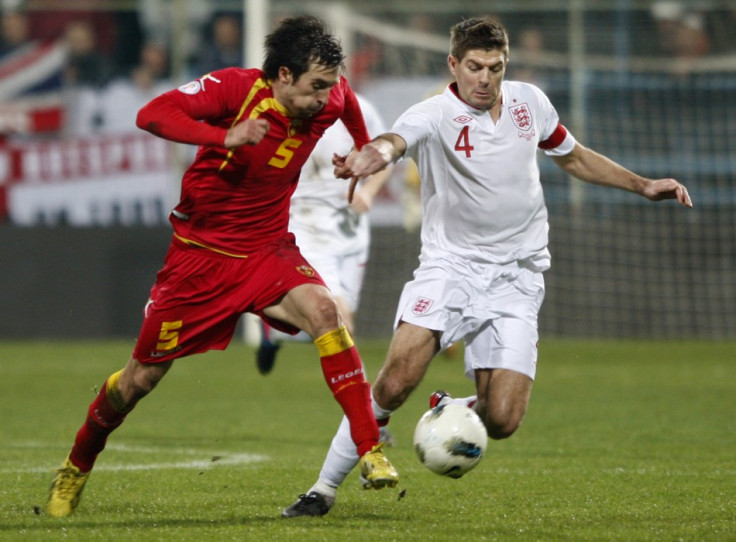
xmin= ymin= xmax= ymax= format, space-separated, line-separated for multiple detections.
xmin=269 ymin=138 xmax=303 ymax=168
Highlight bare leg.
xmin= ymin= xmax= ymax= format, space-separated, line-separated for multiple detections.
xmin=372 ymin=322 xmax=440 ymax=410
xmin=474 ymin=368 xmax=533 ymax=439
xmin=307 ymin=322 xmax=440 ymax=495
xmin=265 ymin=283 xmax=380 ymax=457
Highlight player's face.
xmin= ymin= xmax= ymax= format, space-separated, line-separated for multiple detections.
xmin=277 ymin=63 xmax=340 ymax=118
xmin=448 ymin=48 xmax=508 ymax=111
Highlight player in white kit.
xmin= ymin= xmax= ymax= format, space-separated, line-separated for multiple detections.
xmin=256 ymin=96 xmax=392 ymax=374
xmin=282 ymin=16 xmax=692 ymax=517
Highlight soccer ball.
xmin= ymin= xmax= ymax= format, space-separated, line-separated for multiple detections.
xmin=413 ymin=403 xmax=488 ymax=478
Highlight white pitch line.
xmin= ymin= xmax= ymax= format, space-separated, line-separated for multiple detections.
xmin=1 ymin=442 xmax=269 ymax=474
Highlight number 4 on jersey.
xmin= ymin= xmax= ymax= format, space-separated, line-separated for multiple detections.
xmin=454 ymin=126 xmax=474 ymax=158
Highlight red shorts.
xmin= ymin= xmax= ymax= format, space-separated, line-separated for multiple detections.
xmin=132 ymin=235 xmax=325 ymax=364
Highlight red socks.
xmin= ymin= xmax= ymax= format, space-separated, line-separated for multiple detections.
xmin=69 ymin=370 xmax=130 ymax=473
xmin=68 ymin=328 xmax=380 ymax=470
xmin=315 ymin=327 xmax=378 ymax=457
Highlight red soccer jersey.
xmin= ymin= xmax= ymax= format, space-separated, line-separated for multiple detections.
xmin=136 ymin=68 xmax=370 ymax=255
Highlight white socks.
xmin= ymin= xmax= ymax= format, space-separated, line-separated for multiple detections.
xmin=312 ymin=415 xmax=357 ymax=493
xmin=371 ymin=394 xmax=392 ymax=421
xmin=311 ymin=391 xmax=393 ymax=497
xmin=308 ymin=391 xmax=478 ymax=500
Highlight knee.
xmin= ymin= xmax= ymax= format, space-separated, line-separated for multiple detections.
xmin=483 ymin=417 xmax=521 ymax=440
xmin=120 ymin=362 xmax=169 ymax=403
xmin=130 ymin=372 xmax=161 ymax=398
xmin=308 ymin=296 xmax=341 ymax=334
xmin=373 ymin=364 xmax=418 ymax=412
xmin=477 ymin=405 xmax=524 ymax=440
xmin=373 ymin=379 xmax=413 ymax=411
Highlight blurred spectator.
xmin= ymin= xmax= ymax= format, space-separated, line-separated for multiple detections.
xmin=704 ymin=7 xmax=736 ymax=53
xmin=651 ymin=1 xmax=711 ymax=74
xmin=0 ymin=10 xmax=30 ymax=57
xmin=63 ymin=20 xmax=115 ymax=88
xmin=0 ymin=10 xmax=66 ymax=137
xmin=507 ymin=27 xmax=549 ymax=91
xmin=25 ymin=6 xmax=117 ymax=54
xmin=0 ymin=10 xmax=65 ymax=98
xmin=137 ymin=0 xmax=211 ymax=69
xmin=110 ymin=9 xmax=144 ymax=77
xmin=99 ymin=41 xmax=172 ymax=134
xmin=191 ymin=13 xmax=243 ymax=76
xmin=61 ymin=20 xmax=116 ymax=136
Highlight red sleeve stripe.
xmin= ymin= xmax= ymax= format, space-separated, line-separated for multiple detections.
xmin=538 ymin=122 xmax=568 ymax=150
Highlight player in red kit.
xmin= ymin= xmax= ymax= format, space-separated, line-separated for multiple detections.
xmin=47 ymin=16 xmax=398 ymax=518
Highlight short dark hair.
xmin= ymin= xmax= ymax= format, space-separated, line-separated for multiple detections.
xmin=262 ymin=16 xmax=345 ymax=80
xmin=450 ymin=17 xmax=509 ymax=60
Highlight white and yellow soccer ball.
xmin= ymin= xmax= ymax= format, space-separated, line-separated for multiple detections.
xmin=413 ymin=403 xmax=488 ymax=478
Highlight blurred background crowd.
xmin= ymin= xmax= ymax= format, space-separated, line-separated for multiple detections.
xmin=1 ymin=1 xmax=735 ymax=139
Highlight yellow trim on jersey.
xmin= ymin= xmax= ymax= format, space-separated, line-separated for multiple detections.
xmin=251 ymin=97 xmax=288 ymax=118
xmin=218 ymin=78 xmax=289 ymax=173
xmin=174 ymin=233 xmax=249 ymax=259
xmin=219 ymin=77 xmax=267 ymax=172
xmin=219 ymin=151 xmax=233 ymax=173
xmin=235 ymin=77 xmax=270 ymax=124
xmin=314 ymin=326 xmax=355 ymax=357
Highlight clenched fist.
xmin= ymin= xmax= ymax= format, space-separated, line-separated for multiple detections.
xmin=224 ymin=118 xmax=270 ymax=148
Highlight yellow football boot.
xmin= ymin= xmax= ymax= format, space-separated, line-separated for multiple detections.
xmin=47 ymin=455 xmax=90 ymax=517
xmin=359 ymin=442 xmax=399 ymax=489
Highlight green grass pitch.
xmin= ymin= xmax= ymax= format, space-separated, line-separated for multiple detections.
xmin=0 ymin=338 xmax=734 ymax=541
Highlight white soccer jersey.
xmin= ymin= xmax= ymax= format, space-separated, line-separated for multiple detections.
xmin=290 ymin=95 xmax=387 ymax=256
xmin=292 ymin=95 xmax=387 ymax=208
xmin=394 ymin=80 xmax=576 ymax=269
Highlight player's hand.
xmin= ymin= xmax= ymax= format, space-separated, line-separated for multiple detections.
xmin=340 ymin=144 xmax=392 ymax=203
xmin=333 ymin=152 xmax=352 ymax=179
xmin=224 ymin=118 xmax=270 ymax=148
xmin=642 ymin=178 xmax=693 ymax=207
xmin=345 ymin=142 xmax=391 ymax=178
xmin=333 ymin=151 xmax=361 ymax=204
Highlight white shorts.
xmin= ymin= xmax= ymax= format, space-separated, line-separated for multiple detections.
xmin=394 ymin=256 xmax=545 ymax=380
xmin=291 ymin=204 xmax=369 ymax=313
xmin=299 ymin=249 xmax=367 ymax=313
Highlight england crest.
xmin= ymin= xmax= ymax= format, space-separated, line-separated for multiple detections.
xmin=509 ymin=103 xmax=533 ymax=132
xmin=412 ymin=297 xmax=434 ymax=315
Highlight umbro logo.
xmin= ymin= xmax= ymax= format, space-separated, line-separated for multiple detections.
xmin=453 ymin=115 xmax=473 ymax=124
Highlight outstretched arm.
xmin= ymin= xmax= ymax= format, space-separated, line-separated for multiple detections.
xmin=551 ymin=143 xmax=693 ymax=207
